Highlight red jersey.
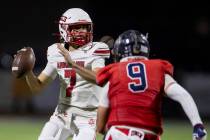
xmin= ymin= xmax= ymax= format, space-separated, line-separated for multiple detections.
xmin=96 ymin=58 xmax=173 ymax=134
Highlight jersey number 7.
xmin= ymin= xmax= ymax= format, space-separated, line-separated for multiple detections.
xmin=64 ymin=69 xmax=76 ymax=97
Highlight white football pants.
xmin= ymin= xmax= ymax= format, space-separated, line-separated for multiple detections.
xmin=38 ymin=106 xmax=96 ymax=140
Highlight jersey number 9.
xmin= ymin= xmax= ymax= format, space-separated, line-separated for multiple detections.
xmin=126 ymin=62 xmax=148 ymax=93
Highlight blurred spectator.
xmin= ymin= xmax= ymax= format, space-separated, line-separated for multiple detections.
xmin=186 ymin=16 xmax=210 ymax=71
xmin=0 ymin=52 xmax=13 ymax=70
xmin=99 ymin=35 xmax=115 ymax=65
xmin=11 ymin=77 xmax=34 ymax=114
xmin=195 ymin=16 xmax=209 ymax=36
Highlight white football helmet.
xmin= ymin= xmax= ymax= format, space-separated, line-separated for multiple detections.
xmin=59 ymin=8 xmax=93 ymax=47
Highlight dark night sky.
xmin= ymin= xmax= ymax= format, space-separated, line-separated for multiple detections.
xmin=1 ymin=1 xmax=209 ymax=119
xmin=0 ymin=0 xmax=210 ymax=71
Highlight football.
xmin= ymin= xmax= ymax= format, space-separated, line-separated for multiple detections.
xmin=12 ymin=47 xmax=35 ymax=78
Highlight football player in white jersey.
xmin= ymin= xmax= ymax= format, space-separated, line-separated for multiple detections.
xmin=23 ymin=8 xmax=110 ymax=140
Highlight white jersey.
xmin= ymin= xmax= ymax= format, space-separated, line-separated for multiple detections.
xmin=42 ymin=42 xmax=110 ymax=109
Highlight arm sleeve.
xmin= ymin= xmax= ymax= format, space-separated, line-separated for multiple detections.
xmin=164 ymin=74 xmax=203 ymax=126
xmin=92 ymin=42 xmax=110 ymax=59
xmin=99 ymin=82 xmax=110 ymax=107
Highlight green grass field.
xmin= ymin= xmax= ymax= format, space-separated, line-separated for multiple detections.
xmin=0 ymin=116 xmax=208 ymax=140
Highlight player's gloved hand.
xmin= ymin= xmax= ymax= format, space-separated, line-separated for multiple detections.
xmin=193 ymin=123 xmax=207 ymax=140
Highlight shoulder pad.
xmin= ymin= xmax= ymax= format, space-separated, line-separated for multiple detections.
xmin=92 ymin=42 xmax=110 ymax=58
xmin=47 ymin=43 xmax=64 ymax=62
xmin=160 ymin=60 xmax=174 ymax=76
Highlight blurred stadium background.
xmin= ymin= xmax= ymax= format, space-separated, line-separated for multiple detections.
xmin=0 ymin=1 xmax=209 ymax=139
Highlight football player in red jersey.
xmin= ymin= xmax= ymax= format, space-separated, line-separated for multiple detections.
xmin=98 ymin=30 xmax=207 ymax=140
xmin=59 ymin=29 xmax=207 ymax=140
